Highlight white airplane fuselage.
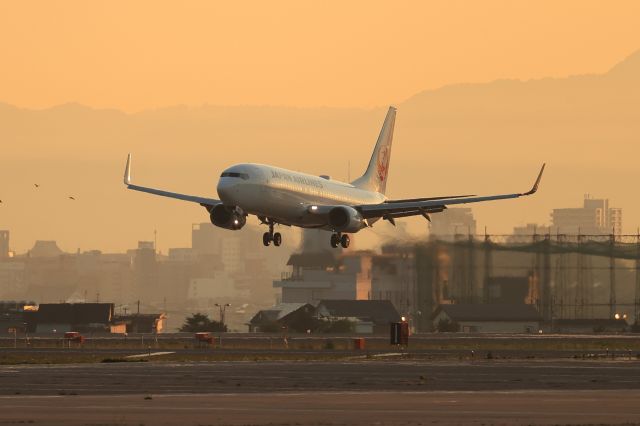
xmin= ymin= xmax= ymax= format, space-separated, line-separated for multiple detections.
xmin=217 ymin=163 xmax=385 ymax=229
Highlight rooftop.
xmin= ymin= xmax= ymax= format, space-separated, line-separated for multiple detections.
xmin=432 ymin=304 xmax=542 ymax=322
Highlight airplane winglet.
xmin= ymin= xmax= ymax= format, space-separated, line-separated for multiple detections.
xmin=523 ymin=163 xmax=545 ymax=196
xmin=124 ymin=153 xmax=132 ymax=185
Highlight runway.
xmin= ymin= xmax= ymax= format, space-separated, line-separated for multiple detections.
xmin=2 ymin=359 xmax=640 ymax=425
xmin=1 ymin=391 xmax=640 ymax=425
xmin=2 ymin=359 xmax=640 ymax=394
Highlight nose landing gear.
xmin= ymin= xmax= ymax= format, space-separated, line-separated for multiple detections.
xmin=262 ymin=221 xmax=282 ymax=247
xmin=330 ymin=233 xmax=350 ymax=249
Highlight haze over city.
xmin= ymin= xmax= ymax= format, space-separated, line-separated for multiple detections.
xmin=1 ymin=1 xmax=639 ymax=253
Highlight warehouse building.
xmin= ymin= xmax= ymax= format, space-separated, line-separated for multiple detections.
xmin=431 ymin=304 xmax=542 ymax=333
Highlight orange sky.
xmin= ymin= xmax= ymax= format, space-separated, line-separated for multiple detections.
xmin=1 ymin=1 xmax=639 ymax=111
xmin=1 ymin=1 xmax=640 ymax=254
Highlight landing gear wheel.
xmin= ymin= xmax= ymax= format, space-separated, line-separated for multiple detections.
xmin=340 ymin=234 xmax=350 ymax=249
xmin=262 ymin=232 xmax=272 ymax=246
xmin=330 ymin=233 xmax=340 ymax=248
xmin=273 ymin=232 xmax=282 ymax=247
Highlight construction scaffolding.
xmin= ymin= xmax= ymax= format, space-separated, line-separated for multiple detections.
xmin=413 ymin=232 xmax=640 ymax=330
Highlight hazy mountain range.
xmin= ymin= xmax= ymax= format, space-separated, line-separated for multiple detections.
xmin=1 ymin=50 xmax=639 ymax=252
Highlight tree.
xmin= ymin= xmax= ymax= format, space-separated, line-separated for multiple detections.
xmin=180 ymin=313 xmax=227 ymax=332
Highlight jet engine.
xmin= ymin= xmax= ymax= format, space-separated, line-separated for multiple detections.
xmin=210 ymin=204 xmax=246 ymax=230
xmin=328 ymin=206 xmax=365 ymax=233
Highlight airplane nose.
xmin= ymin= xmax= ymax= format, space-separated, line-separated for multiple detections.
xmin=217 ymin=178 xmax=236 ymax=203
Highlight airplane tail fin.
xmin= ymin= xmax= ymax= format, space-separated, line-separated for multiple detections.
xmin=351 ymin=106 xmax=396 ymax=194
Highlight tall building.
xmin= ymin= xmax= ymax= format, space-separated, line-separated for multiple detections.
xmin=274 ymin=229 xmax=371 ymax=304
xmin=274 ymin=250 xmax=373 ymax=304
xmin=609 ymin=208 xmax=623 ymax=235
xmin=0 ymin=231 xmax=9 ymax=258
xmin=512 ymin=224 xmax=551 ymax=236
xmin=370 ymin=247 xmax=416 ymax=315
xmin=551 ymin=195 xmax=622 ymax=235
xmin=429 ymin=208 xmax=476 ymax=239
xmin=132 ymin=241 xmax=157 ymax=300
xmin=191 ymin=223 xmax=221 ymax=256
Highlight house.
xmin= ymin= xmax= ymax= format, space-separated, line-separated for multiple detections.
xmin=112 ymin=313 xmax=167 ymax=334
xmin=316 ymin=299 xmax=401 ymax=334
xmin=0 ymin=301 xmax=35 ymax=333
xmin=431 ymin=304 xmax=542 ymax=333
xmin=28 ymin=303 xmax=115 ymax=333
xmin=248 ymin=303 xmax=315 ymax=332
xmin=552 ymin=318 xmax=628 ymax=334
xmin=273 ymin=238 xmax=374 ymax=304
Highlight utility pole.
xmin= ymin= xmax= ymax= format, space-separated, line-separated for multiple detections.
xmin=482 ymin=227 xmax=492 ymax=304
xmin=214 ymin=303 xmax=231 ymax=328
xmin=636 ymin=230 xmax=640 ymax=324
xmin=609 ymin=231 xmax=617 ymax=318
xmin=542 ymin=233 xmax=552 ymax=321
xmin=575 ymin=232 xmax=584 ymax=319
xmin=467 ymin=230 xmax=475 ymax=304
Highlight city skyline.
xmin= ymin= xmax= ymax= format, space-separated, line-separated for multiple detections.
xmin=0 ymin=193 xmax=628 ymax=256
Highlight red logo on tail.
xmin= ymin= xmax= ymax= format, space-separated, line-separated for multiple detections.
xmin=377 ymin=146 xmax=389 ymax=182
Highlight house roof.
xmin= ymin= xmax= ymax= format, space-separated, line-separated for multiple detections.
xmin=36 ymin=303 xmax=114 ymax=324
xmin=317 ymin=300 xmax=401 ymax=325
xmin=113 ymin=313 xmax=165 ymax=324
xmin=432 ymin=304 xmax=542 ymax=322
xmin=249 ymin=303 xmax=308 ymax=324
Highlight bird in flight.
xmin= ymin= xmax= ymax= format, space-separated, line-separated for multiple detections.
xmin=68 ymin=196 xmax=76 ymax=200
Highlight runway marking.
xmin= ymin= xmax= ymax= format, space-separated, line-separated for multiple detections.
xmin=0 ymin=389 xmax=634 ymax=399
xmin=124 ymin=351 xmax=175 ymax=359
xmin=3 ymin=402 xmax=639 ymax=418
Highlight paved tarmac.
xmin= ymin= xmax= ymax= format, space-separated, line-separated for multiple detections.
xmin=2 ymin=359 xmax=640 ymax=394
xmin=2 ymin=360 xmax=640 ymax=425
xmin=1 ymin=390 xmax=640 ymax=425
xmin=1 ymin=346 xmax=635 ymax=358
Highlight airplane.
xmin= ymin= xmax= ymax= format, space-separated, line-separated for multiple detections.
xmin=124 ymin=107 xmax=545 ymax=248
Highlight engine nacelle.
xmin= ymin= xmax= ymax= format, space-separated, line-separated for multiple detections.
xmin=210 ymin=204 xmax=246 ymax=230
xmin=328 ymin=206 xmax=365 ymax=233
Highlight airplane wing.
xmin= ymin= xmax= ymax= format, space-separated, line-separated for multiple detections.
xmin=356 ymin=164 xmax=545 ymax=222
xmin=383 ymin=194 xmax=476 ymax=204
xmin=123 ymin=154 xmax=221 ymax=206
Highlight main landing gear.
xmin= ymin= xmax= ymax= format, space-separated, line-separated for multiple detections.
xmin=330 ymin=233 xmax=350 ymax=249
xmin=262 ymin=221 xmax=282 ymax=247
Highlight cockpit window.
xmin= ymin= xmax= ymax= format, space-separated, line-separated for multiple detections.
xmin=221 ymin=172 xmax=249 ymax=180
